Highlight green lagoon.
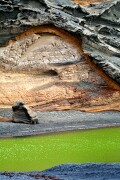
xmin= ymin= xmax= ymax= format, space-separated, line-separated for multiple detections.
xmin=0 ymin=127 xmax=120 ymax=172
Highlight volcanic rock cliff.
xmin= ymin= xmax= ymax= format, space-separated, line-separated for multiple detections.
xmin=0 ymin=0 xmax=120 ymax=113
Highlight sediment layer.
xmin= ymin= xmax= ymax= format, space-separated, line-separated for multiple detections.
xmin=0 ymin=0 xmax=120 ymax=83
xmin=0 ymin=0 xmax=120 ymax=112
xmin=0 ymin=28 xmax=119 ymax=112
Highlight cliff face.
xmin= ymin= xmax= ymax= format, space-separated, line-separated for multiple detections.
xmin=0 ymin=0 xmax=120 ymax=112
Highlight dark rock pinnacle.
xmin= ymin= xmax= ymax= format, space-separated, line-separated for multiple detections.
xmin=12 ymin=101 xmax=38 ymax=124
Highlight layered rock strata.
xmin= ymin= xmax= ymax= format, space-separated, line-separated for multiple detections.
xmin=0 ymin=29 xmax=119 ymax=112
xmin=0 ymin=0 xmax=119 ymax=113
xmin=0 ymin=0 xmax=120 ymax=83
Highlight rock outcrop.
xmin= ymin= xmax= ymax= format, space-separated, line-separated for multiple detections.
xmin=12 ymin=101 xmax=38 ymax=124
xmin=0 ymin=0 xmax=120 ymax=82
xmin=0 ymin=0 xmax=119 ymax=113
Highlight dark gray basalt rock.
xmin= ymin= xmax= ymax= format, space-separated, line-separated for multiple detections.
xmin=0 ymin=0 xmax=120 ymax=83
xmin=0 ymin=163 xmax=120 ymax=179
xmin=12 ymin=101 xmax=38 ymax=124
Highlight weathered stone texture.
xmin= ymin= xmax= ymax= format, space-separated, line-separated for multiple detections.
xmin=0 ymin=0 xmax=120 ymax=83
xmin=12 ymin=101 xmax=38 ymax=124
xmin=0 ymin=0 xmax=119 ymax=113
xmin=0 ymin=31 xmax=119 ymax=112
xmin=0 ymin=163 xmax=120 ymax=180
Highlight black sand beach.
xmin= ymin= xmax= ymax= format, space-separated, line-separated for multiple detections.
xmin=0 ymin=109 xmax=120 ymax=137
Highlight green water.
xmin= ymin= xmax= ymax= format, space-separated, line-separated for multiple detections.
xmin=0 ymin=127 xmax=120 ymax=172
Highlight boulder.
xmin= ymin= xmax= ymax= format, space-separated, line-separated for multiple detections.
xmin=12 ymin=101 xmax=38 ymax=124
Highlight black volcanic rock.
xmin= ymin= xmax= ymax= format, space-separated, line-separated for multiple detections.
xmin=0 ymin=163 xmax=120 ymax=179
xmin=12 ymin=101 xmax=38 ymax=124
xmin=0 ymin=0 xmax=120 ymax=83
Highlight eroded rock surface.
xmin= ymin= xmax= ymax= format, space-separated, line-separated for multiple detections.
xmin=12 ymin=101 xmax=38 ymax=124
xmin=0 ymin=29 xmax=119 ymax=112
xmin=0 ymin=0 xmax=120 ymax=113
xmin=0 ymin=0 xmax=120 ymax=83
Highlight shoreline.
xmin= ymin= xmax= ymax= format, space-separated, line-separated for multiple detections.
xmin=0 ymin=109 xmax=120 ymax=138
xmin=0 ymin=163 xmax=120 ymax=179
xmin=0 ymin=125 xmax=120 ymax=139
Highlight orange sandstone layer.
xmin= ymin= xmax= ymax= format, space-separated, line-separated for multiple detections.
xmin=71 ymin=0 xmax=111 ymax=6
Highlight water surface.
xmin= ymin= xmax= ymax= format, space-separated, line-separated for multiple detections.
xmin=0 ymin=127 xmax=120 ymax=171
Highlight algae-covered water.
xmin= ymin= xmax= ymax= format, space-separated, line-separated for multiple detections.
xmin=0 ymin=127 xmax=120 ymax=172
